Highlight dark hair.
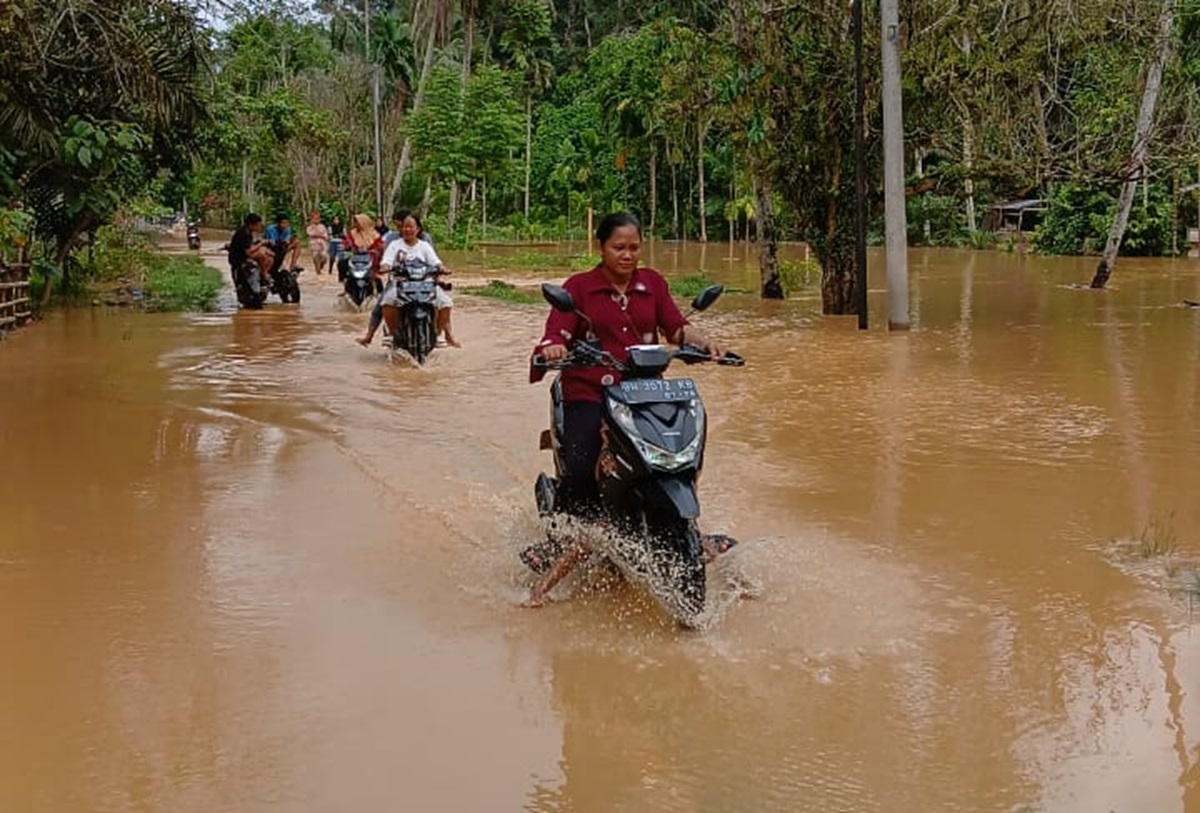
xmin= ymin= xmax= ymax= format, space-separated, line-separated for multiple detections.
xmin=275 ymin=212 xmax=289 ymax=223
xmin=392 ymin=208 xmax=411 ymax=224
xmin=597 ymin=212 xmax=641 ymax=245
xmin=243 ymin=212 xmax=263 ymax=227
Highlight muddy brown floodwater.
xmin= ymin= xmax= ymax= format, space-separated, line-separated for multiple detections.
xmin=2 ymin=241 xmax=1199 ymax=812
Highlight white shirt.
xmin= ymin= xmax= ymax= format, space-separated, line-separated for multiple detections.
xmin=381 ymin=238 xmax=441 ymax=271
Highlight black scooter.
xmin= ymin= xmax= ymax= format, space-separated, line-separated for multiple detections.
xmin=343 ymin=251 xmax=377 ymax=310
xmin=186 ymin=221 xmax=201 ymax=250
xmin=531 ymin=282 xmax=743 ymax=625
xmin=267 ymin=242 xmax=302 ymax=304
xmin=222 ymin=247 xmax=267 ymax=310
xmin=383 ymin=258 xmax=445 ymax=365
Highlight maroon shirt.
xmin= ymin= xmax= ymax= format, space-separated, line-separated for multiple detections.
xmin=531 ymin=266 xmax=688 ymax=402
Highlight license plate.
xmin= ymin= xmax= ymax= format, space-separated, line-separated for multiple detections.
xmin=401 ymin=280 xmax=433 ymax=293
xmin=613 ymin=377 xmax=698 ymax=404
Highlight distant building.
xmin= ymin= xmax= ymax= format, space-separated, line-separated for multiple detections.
xmin=983 ymin=199 xmax=1047 ymax=234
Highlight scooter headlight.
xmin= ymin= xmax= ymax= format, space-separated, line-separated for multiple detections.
xmin=607 ymin=398 xmax=705 ymax=472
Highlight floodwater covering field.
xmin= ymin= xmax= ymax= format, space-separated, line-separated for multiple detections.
xmin=2 ymin=242 xmax=1198 ymax=811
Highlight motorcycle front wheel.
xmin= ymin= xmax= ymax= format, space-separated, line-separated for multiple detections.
xmin=647 ymin=518 xmax=706 ymax=626
xmin=406 ymin=311 xmax=434 ymax=365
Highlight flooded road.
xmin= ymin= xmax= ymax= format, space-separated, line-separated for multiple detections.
xmin=2 ymin=243 xmax=1199 ymax=811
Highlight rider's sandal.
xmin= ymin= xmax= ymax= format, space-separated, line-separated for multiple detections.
xmin=700 ymin=534 xmax=739 ymax=562
xmin=520 ymin=540 xmax=564 ymax=574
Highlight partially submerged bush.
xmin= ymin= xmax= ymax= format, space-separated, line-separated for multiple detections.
xmin=142 ymin=255 xmax=221 ymax=311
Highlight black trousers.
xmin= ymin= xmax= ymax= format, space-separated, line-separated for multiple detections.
xmin=557 ymin=400 xmax=603 ymax=518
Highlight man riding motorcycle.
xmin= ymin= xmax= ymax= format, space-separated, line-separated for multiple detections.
xmin=227 ymin=213 xmax=275 ymax=293
xmin=264 ymin=213 xmax=301 ymax=281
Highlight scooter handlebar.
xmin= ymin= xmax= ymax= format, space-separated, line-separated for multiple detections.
xmin=676 ymin=345 xmax=746 ymax=366
xmin=534 ymin=346 xmax=744 ymax=370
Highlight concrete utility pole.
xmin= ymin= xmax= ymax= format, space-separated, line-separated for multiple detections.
xmin=880 ymin=0 xmax=909 ymax=330
xmin=852 ymin=0 xmax=868 ymax=330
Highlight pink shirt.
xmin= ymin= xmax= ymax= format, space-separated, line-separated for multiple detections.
xmin=531 ymin=266 xmax=688 ymax=402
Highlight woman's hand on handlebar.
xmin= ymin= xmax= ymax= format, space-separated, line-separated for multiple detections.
xmin=540 ymin=344 xmax=568 ymax=363
xmin=680 ymin=325 xmax=723 ymax=359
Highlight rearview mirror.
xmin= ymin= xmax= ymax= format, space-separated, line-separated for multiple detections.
xmin=541 ymin=283 xmax=576 ymax=313
xmin=690 ymin=284 xmax=725 ymax=313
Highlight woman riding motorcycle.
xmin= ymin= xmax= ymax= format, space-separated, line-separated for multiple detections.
xmin=356 ymin=212 xmax=459 ymax=348
xmin=338 ymin=213 xmax=383 ymax=284
xmin=522 ymin=212 xmax=733 ymax=608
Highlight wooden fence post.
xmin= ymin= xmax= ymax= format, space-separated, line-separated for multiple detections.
xmin=0 ymin=259 xmax=32 ymax=336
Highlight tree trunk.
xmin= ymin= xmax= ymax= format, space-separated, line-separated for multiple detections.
xmin=42 ymin=212 xmax=97 ymax=307
xmin=962 ymin=112 xmax=977 ymax=233
xmin=815 ymin=138 xmax=857 ymax=314
xmin=817 ymin=232 xmax=856 ymax=314
xmin=388 ymin=21 xmax=439 ymax=207
xmin=671 ymin=158 xmax=680 ymax=240
xmin=482 ymin=179 xmax=488 ymax=232
xmin=916 ymin=147 xmax=930 ymax=242
xmin=755 ymin=172 xmax=783 ymax=299
xmin=648 ymin=145 xmax=657 ymax=236
xmin=697 ymin=121 xmax=708 ymax=243
xmin=1170 ymin=169 xmax=1180 ymax=256
xmin=956 ymin=29 xmax=977 ymax=233
xmin=461 ymin=1 xmax=475 ymax=85
xmin=448 ymin=182 xmax=459 ymax=233
xmin=419 ymin=175 xmax=433 ymax=219
xmin=1032 ymin=83 xmax=1051 ymax=187
xmin=524 ymin=93 xmax=533 ymax=220
xmin=1091 ymin=0 xmax=1174 ymax=289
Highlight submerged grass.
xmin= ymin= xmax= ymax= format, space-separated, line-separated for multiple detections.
xmin=778 ymin=259 xmax=822 ymax=294
xmin=1132 ymin=512 xmax=1179 ymax=559
xmin=1104 ymin=511 xmax=1200 ymax=616
xmin=142 ymin=255 xmax=222 ymax=312
xmin=669 ymin=272 xmax=753 ymax=299
xmin=461 ymin=279 xmax=542 ymax=305
xmin=466 ymin=251 xmax=598 ymax=274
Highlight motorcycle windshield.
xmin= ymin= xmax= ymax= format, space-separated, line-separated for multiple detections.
xmin=629 ymin=400 xmax=698 ymax=454
xmin=349 ymin=257 xmax=372 ymax=278
xmin=399 ymin=259 xmax=434 ymax=280
xmin=604 ymin=387 xmax=704 ymax=458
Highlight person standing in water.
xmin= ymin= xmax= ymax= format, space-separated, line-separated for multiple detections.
xmin=306 ymin=211 xmax=330 ymax=275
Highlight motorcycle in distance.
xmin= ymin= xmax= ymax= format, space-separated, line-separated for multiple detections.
xmin=186 ymin=221 xmax=201 ymax=250
xmin=343 ymin=250 xmax=377 ymax=311
xmin=531 ymin=282 xmax=744 ymax=626
xmin=382 ymin=256 xmax=446 ymax=365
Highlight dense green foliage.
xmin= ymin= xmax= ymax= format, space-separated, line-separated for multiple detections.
xmin=142 ymin=257 xmax=223 ymax=312
xmin=0 ymin=0 xmax=208 ymax=274
xmin=1034 ymin=182 xmax=1175 ymax=256
xmin=2 ymin=0 xmax=1199 ymax=311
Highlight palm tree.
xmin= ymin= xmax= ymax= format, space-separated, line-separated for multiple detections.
xmin=387 ymin=0 xmax=457 ymax=206
xmin=498 ymin=0 xmax=555 ymax=219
